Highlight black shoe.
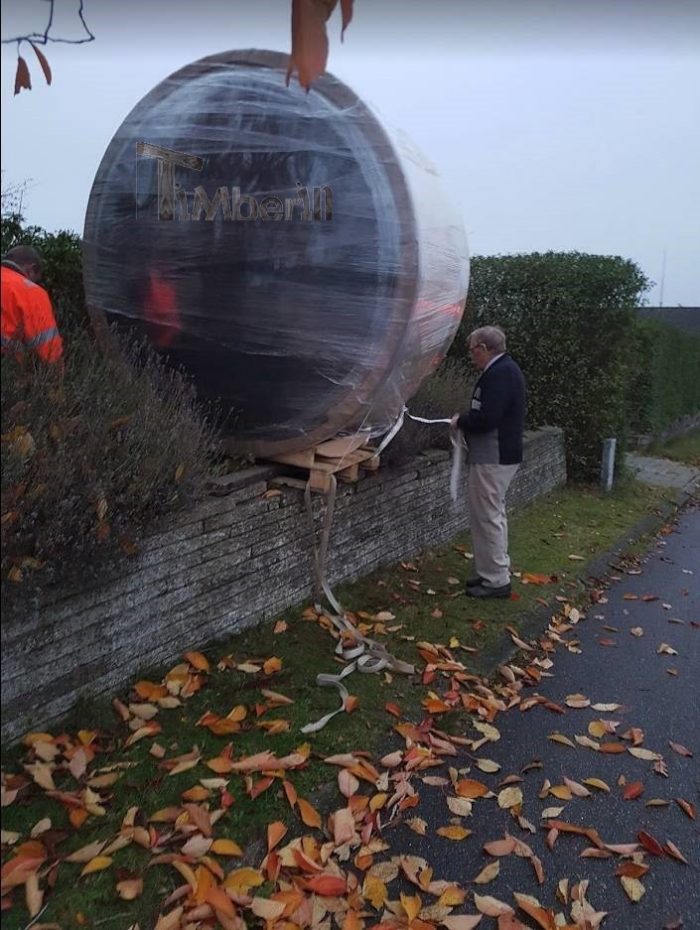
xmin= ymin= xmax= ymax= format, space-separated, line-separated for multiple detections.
xmin=465 ymin=575 xmax=484 ymax=589
xmin=466 ymin=583 xmax=512 ymax=599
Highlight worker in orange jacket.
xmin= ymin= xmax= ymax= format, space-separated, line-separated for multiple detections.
xmin=1 ymin=245 xmax=63 ymax=364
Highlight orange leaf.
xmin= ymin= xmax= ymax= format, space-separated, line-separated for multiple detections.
xmin=513 ymin=894 xmax=557 ymax=930
xmin=268 ymin=821 xmax=287 ymax=851
xmin=263 ymin=656 xmax=282 ymax=675
xmin=210 ymin=839 xmax=243 ymax=857
xmin=344 ymin=694 xmax=359 ymax=713
xmin=600 ymin=742 xmax=626 ymax=754
xmin=521 ymin=573 xmax=556 ymax=585
xmin=385 ymin=702 xmax=401 ymax=717
xmin=206 ymin=885 xmax=236 ymax=918
xmin=456 ymin=779 xmax=489 ymax=799
xmin=437 ymin=825 xmax=471 ymax=841
xmin=305 ymin=874 xmax=347 ymax=895
xmin=623 ymin=782 xmax=644 ymax=800
xmin=184 ymin=651 xmax=210 ymax=672
xmin=248 ymin=776 xmax=274 ymax=799
xmin=298 ymin=797 xmax=322 ymax=828
xmin=283 ymin=779 xmax=298 ymax=807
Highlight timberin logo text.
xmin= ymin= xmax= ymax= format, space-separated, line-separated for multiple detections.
xmin=136 ymin=142 xmax=333 ymax=222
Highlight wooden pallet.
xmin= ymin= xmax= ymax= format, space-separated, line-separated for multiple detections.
xmin=264 ymin=435 xmax=380 ymax=492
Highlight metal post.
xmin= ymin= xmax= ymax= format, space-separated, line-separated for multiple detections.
xmin=601 ymin=438 xmax=617 ymax=492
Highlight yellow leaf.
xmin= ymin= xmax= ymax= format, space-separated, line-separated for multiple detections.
xmin=497 ymin=786 xmax=523 ymax=809
xmin=548 ymin=733 xmax=576 ymax=748
xmin=298 ymin=797 xmax=322 ymax=828
xmin=370 ymin=792 xmax=388 ymax=811
xmin=473 ymin=860 xmax=500 ymax=884
xmin=628 ymin=747 xmax=661 ymax=761
xmin=437 ymin=825 xmax=472 ymax=841
xmin=363 ymin=874 xmax=388 ymax=909
xmin=620 ymin=876 xmax=645 ymax=902
xmin=473 ymin=721 xmax=501 ymax=741
xmin=263 ymin=656 xmax=282 ymax=675
xmin=401 ymin=893 xmax=422 ymax=922
xmin=81 ymin=856 xmax=113 ymax=876
xmin=475 ymin=758 xmax=501 ymax=773
xmin=549 ymin=785 xmax=572 ymax=800
xmin=223 ymin=867 xmax=265 ymax=893
xmin=210 ymin=838 xmax=243 ymax=857
xmin=438 ymin=886 xmax=467 ymax=907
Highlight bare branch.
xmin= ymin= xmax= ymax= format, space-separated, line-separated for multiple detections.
xmin=1 ymin=0 xmax=95 ymax=47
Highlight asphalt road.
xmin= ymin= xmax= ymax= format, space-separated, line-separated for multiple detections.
xmin=385 ymin=500 xmax=699 ymax=930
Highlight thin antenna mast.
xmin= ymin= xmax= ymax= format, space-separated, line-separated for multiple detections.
xmin=658 ymin=249 xmax=667 ymax=307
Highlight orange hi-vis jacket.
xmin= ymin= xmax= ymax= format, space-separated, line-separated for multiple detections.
xmin=1 ymin=263 xmax=64 ymax=363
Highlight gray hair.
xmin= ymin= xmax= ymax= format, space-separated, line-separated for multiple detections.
xmin=469 ymin=325 xmax=506 ymax=353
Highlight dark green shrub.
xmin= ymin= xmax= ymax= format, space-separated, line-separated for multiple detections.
xmin=1 ymin=325 xmax=217 ymax=608
xmin=449 ymin=252 xmax=652 ymax=480
xmin=383 ymin=359 xmax=472 ymax=466
xmin=628 ymin=319 xmax=700 ymax=435
xmin=1 ymin=212 xmax=86 ymax=331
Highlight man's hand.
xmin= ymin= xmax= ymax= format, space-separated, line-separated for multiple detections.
xmin=450 ymin=413 xmax=460 ymax=430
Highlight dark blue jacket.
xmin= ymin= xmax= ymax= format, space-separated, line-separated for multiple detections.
xmin=457 ymin=354 xmax=526 ymax=465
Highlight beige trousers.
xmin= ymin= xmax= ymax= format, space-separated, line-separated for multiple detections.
xmin=467 ymin=463 xmax=519 ymax=588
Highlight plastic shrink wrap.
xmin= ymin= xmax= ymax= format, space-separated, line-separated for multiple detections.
xmin=83 ymin=50 xmax=469 ymax=457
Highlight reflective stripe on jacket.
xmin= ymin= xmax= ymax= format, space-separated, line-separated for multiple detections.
xmin=1 ymin=264 xmax=64 ymax=363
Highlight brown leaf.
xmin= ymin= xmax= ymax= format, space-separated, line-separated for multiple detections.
xmin=669 ymin=741 xmax=693 ymax=757
xmin=183 ymin=803 xmax=212 ymax=837
xmin=513 ymin=894 xmax=557 ymax=930
xmin=14 ymin=56 xmax=31 ymax=95
xmin=287 ymin=0 xmax=334 ymax=90
xmin=29 ymin=43 xmax=52 ymax=85
xmin=637 ymin=830 xmax=664 ymax=856
xmin=676 ymin=798 xmax=696 ymax=820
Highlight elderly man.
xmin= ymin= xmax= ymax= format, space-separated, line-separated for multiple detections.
xmin=451 ymin=325 xmax=526 ymax=599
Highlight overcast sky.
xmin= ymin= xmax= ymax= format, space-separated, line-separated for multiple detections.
xmin=2 ymin=0 xmax=699 ymax=306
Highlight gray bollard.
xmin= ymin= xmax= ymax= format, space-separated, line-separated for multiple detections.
xmin=601 ymin=438 xmax=617 ymax=492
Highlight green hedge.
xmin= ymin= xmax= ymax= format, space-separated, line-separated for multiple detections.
xmin=627 ymin=319 xmax=700 ymax=435
xmin=448 ymin=252 xmax=652 ymax=481
xmin=1 ymin=212 xmax=87 ymax=332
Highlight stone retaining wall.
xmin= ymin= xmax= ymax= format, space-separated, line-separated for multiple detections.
xmin=1 ymin=427 xmax=566 ymax=742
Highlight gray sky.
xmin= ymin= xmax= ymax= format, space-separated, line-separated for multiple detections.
xmin=2 ymin=0 xmax=699 ymax=305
